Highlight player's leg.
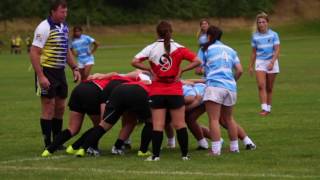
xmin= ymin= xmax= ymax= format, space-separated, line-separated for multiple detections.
xmin=255 ymin=71 xmax=268 ymax=115
xmin=221 ymin=105 xmax=239 ymax=152
xmin=266 ymin=73 xmax=277 ymax=113
xmin=205 ymin=101 xmax=221 ymax=155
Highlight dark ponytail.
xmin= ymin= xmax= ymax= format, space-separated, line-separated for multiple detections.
xmin=156 ymin=21 xmax=173 ymax=55
xmin=202 ymin=26 xmax=223 ymax=51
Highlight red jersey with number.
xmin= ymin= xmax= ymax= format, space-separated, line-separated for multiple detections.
xmin=134 ymin=39 xmax=196 ymax=96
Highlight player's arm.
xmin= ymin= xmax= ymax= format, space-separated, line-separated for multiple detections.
xmin=181 ymin=57 xmax=201 ymax=74
xmin=91 ymin=40 xmax=99 ymax=54
xmin=29 ymin=45 xmax=50 ymax=89
xmin=66 ymin=48 xmax=81 ymax=82
xmin=268 ymin=44 xmax=280 ymax=70
xmin=131 ymin=58 xmax=151 ymax=72
xmin=234 ymin=63 xmax=243 ymax=81
xmin=249 ymin=47 xmax=256 ymax=76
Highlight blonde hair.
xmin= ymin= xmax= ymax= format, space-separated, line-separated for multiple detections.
xmin=252 ymin=12 xmax=269 ymax=33
xmin=197 ymin=18 xmax=210 ymax=39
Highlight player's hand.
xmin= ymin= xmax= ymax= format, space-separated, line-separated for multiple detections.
xmin=87 ymin=73 xmax=104 ymax=80
xmin=248 ymin=66 xmax=254 ymax=76
xmin=73 ymin=68 xmax=81 ymax=83
xmin=39 ymin=76 xmax=50 ymax=90
xmin=267 ymin=62 xmax=274 ymax=71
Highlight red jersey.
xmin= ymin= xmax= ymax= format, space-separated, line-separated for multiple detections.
xmin=135 ymin=39 xmax=196 ymax=96
xmin=91 ymin=75 xmax=133 ymax=90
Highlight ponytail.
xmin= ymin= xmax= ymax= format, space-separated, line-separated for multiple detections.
xmin=157 ymin=21 xmax=173 ymax=55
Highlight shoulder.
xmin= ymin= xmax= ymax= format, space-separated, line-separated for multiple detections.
xmin=35 ymin=19 xmax=50 ymax=33
xmin=269 ymin=29 xmax=279 ymax=37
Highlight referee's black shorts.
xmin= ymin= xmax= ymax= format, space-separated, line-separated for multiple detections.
xmin=68 ymin=82 xmax=101 ymax=115
xmin=35 ymin=67 xmax=68 ymax=99
xmin=103 ymin=84 xmax=151 ymax=125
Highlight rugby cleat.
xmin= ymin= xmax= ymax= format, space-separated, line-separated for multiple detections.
xmin=182 ymin=155 xmax=191 ymax=161
xmin=245 ymin=144 xmax=257 ymax=150
xmin=75 ymin=148 xmax=85 ymax=157
xmin=66 ymin=145 xmax=77 ymax=155
xmin=111 ymin=146 xmax=124 ymax=155
xmin=137 ymin=150 xmax=152 ymax=157
xmin=86 ymin=147 xmax=101 ymax=157
xmin=145 ymin=156 xmax=160 ymax=161
xmin=41 ymin=150 xmax=52 ymax=157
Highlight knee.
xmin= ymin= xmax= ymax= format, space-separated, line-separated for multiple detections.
xmin=257 ymin=83 xmax=265 ymax=91
xmin=266 ymin=86 xmax=273 ymax=93
xmin=55 ymin=104 xmax=66 ymax=116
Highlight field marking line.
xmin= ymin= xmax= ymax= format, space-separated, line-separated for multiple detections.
xmin=0 ymin=164 xmax=319 ymax=179
xmin=0 ymin=155 xmax=67 ymax=164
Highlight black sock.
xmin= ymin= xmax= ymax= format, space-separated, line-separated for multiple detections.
xmin=52 ymin=118 xmax=63 ymax=139
xmin=72 ymin=128 xmax=94 ymax=149
xmin=114 ymin=139 xmax=124 ymax=149
xmin=152 ymin=130 xmax=163 ymax=157
xmin=176 ymin=127 xmax=189 ymax=157
xmin=82 ymin=126 xmax=106 ymax=150
xmin=139 ymin=122 xmax=152 ymax=153
xmin=47 ymin=129 xmax=72 ymax=153
xmin=40 ymin=118 xmax=52 ymax=147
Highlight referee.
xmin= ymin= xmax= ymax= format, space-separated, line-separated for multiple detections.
xmin=29 ymin=0 xmax=81 ymax=149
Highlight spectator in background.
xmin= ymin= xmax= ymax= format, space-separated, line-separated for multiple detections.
xmin=249 ymin=12 xmax=280 ymax=116
xmin=71 ymin=26 xmax=99 ymax=81
xmin=25 ymin=35 xmax=32 ymax=53
xmin=10 ymin=35 xmax=16 ymax=54
xmin=15 ymin=35 xmax=22 ymax=54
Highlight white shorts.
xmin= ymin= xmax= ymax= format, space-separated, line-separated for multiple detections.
xmin=78 ymin=60 xmax=94 ymax=69
xmin=255 ymin=59 xmax=280 ymax=73
xmin=203 ymin=86 xmax=237 ymax=106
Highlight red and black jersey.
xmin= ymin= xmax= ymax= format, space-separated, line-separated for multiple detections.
xmin=134 ymin=39 xmax=196 ymax=96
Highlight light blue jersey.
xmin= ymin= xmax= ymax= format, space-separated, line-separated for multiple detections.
xmin=71 ymin=34 xmax=95 ymax=63
xmin=183 ymin=83 xmax=206 ymax=97
xmin=198 ymin=33 xmax=208 ymax=47
xmin=198 ymin=41 xmax=240 ymax=92
xmin=251 ymin=29 xmax=280 ymax=61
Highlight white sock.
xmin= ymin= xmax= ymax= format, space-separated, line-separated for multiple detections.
xmin=267 ymin=105 xmax=271 ymax=112
xmin=261 ymin=104 xmax=268 ymax=111
xmin=242 ymin=136 xmax=254 ymax=146
xmin=211 ymin=141 xmax=222 ymax=155
xmin=167 ymin=137 xmax=175 ymax=147
xmin=230 ymin=140 xmax=239 ymax=152
xmin=220 ymin=138 xmax=224 ymax=145
xmin=198 ymin=138 xmax=208 ymax=149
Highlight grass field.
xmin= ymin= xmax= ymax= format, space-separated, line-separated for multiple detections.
xmin=0 ymin=21 xmax=320 ymax=179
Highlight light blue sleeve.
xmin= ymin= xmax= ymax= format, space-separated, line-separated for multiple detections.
xmin=251 ymin=34 xmax=256 ymax=48
xmin=197 ymin=49 xmax=205 ymax=66
xmin=85 ymin=35 xmax=95 ymax=44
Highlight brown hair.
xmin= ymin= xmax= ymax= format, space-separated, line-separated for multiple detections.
xmin=156 ymin=21 xmax=173 ymax=55
xmin=202 ymin=25 xmax=223 ymax=51
xmin=49 ymin=0 xmax=67 ymax=14
xmin=256 ymin=12 xmax=269 ymax=23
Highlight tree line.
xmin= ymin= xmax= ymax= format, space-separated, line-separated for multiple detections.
xmin=0 ymin=0 xmax=275 ymax=25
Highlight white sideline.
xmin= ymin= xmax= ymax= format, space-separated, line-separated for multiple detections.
xmin=0 ymin=164 xmax=319 ymax=179
xmin=0 ymin=155 xmax=67 ymax=164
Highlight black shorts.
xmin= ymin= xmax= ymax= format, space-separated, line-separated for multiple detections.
xmin=103 ymin=84 xmax=151 ymax=125
xmin=35 ymin=67 xmax=68 ymax=99
xmin=149 ymin=95 xmax=184 ymax=109
xmin=68 ymin=82 xmax=101 ymax=115
xmin=101 ymin=79 xmax=128 ymax=104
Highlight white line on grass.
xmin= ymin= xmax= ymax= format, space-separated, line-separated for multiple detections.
xmin=0 ymin=155 xmax=67 ymax=164
xmin=0 ymin=165 xmax=319 ymax=179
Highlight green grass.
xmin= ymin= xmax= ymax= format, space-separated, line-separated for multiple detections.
xmin=0 ymin=21 xmax=320 ymax=179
